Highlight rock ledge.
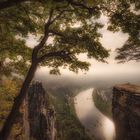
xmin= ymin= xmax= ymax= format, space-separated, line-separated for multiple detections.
xmin=113 ymin=83 xmax=140 ymax=140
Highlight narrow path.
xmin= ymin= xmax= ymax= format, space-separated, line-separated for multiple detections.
xmin=74 ymin=88 xmax=115 ymax=140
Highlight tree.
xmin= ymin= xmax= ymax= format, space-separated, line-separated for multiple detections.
xmin=0 ymin=1 xmax=109 ymax=139
xmin=1 ymin=0 xmax=139 ymax=139
xmin=0 ymin=0 xmax=45 ymax=76
xmin=108 ymin=0 xmax=140 ymax=62
xmin=0 ymin=78 xmax=23 ymax=139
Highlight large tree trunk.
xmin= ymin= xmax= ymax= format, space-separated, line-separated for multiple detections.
xmin=0 ymin=62 xmax=38 ymax=140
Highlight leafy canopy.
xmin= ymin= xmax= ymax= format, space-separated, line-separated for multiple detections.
xmin=0 ymin=0 xmax=109 ymax=75
xmin=0 ymin=0 xmax=139 ymax=77
xmin=108 ymin=0 xmax=140 ymax=62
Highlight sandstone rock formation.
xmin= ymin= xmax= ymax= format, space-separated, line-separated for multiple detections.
xmin=113 ymin=83 xmax=140 ymax=140
xmin=23 ymin=81 xmax=56 ymax=140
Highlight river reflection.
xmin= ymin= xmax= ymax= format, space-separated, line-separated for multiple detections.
xmin=74 ymin=88 xmax=116 ymax=140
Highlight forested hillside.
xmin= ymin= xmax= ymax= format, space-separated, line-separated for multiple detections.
xmin=47 ymin=86 xmax=91 ymax=140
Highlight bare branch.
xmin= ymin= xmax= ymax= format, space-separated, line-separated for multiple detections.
xmin=32 ymin=9 xmax=54 ymax=61
xmin=47 ymin=9 xmax=54 ymax=24
xmin=44 ymin=8 xmax=54 ymax=34
xmin=31 ymin=7 xmax=73 ymax=63
xmin=38 ymin=50 xmax=72 ymax=62
xmin=49 ymin=30 xmax=65 ymax=37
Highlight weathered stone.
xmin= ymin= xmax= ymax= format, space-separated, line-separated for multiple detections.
xmin=28 ymin=81 xmax=49 ymax=140
xmin=23 ymin=81 xmax=56 ymax=140
xmin=113 ymin=83 xmax=140 ymax=140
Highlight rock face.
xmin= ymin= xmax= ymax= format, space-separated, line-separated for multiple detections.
xmin=24 ymin=81 xmax=56 ymax=140
xmin=112 ymin=83 xmax=140 ymax=140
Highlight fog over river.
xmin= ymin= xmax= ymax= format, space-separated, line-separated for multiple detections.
xmin=74 ymin=88 xmax=115 ymax=140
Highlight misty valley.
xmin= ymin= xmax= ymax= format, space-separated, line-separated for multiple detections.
xmin=1 ymin=76 xmax=140 ymax=140
xmin=0 ymin=0 xmax=140 ymax=140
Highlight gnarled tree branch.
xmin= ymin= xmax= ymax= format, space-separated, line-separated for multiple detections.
xmin=49 ymin=30 xmax=65 ymax=37
xmin=38 ymin=50 xmax=72 ymax=62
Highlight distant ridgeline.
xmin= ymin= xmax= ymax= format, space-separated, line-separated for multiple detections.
xmin=113 ymin=84 xmax=140 ymax=140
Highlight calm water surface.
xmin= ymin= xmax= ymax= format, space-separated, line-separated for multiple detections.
xmin=74 ymin=88 xmax=116 ymax=140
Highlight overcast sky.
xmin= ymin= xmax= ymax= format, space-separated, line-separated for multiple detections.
xmin=28 ymin=15 xmax=140 ymax=85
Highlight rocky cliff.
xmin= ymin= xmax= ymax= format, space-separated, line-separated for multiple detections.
xmin=93 ymin=88 xmax=112 ymax=118
xmin=113 ymin=83 xmax=140 ymax=140
xmin=23 ymin=81 xmax=56 ymax=140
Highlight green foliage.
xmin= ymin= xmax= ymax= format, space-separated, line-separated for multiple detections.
xmin=0 ymin=0 xmax=110 ymax=77
xmin=0 ymin=0 xmax=139 ymax=77
xmin=92 ymin=89 xmax=112 ymax=119
xmin=0 ymin=78 xmax=23 ymax=138
xmin=0 ymin=78 xmax=21 ymax=123
xmin=37 ymin=1 xmax=109 ymax=74
xmin=48 ymin=87 xmax=92 ymax=140
xmin=0 ymin=1 xmax=50 ymax=75
xmin=108 ymin=0 xmax=140 ymax=62
xmin=1 ymin=0 xmax=139 ymax=138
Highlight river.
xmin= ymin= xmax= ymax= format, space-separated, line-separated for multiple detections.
xmin=74 ymin=88 xmax=116 ymax=140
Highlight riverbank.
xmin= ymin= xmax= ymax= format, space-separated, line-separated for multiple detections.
xmin=74 ymin=88 xmax=115 ymax=140
xmin=48 ymin=86 xmax=91 ymax=140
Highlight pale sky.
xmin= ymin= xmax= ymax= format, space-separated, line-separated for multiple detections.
xmin=27 ymin=15 xmax=140 ymax=84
